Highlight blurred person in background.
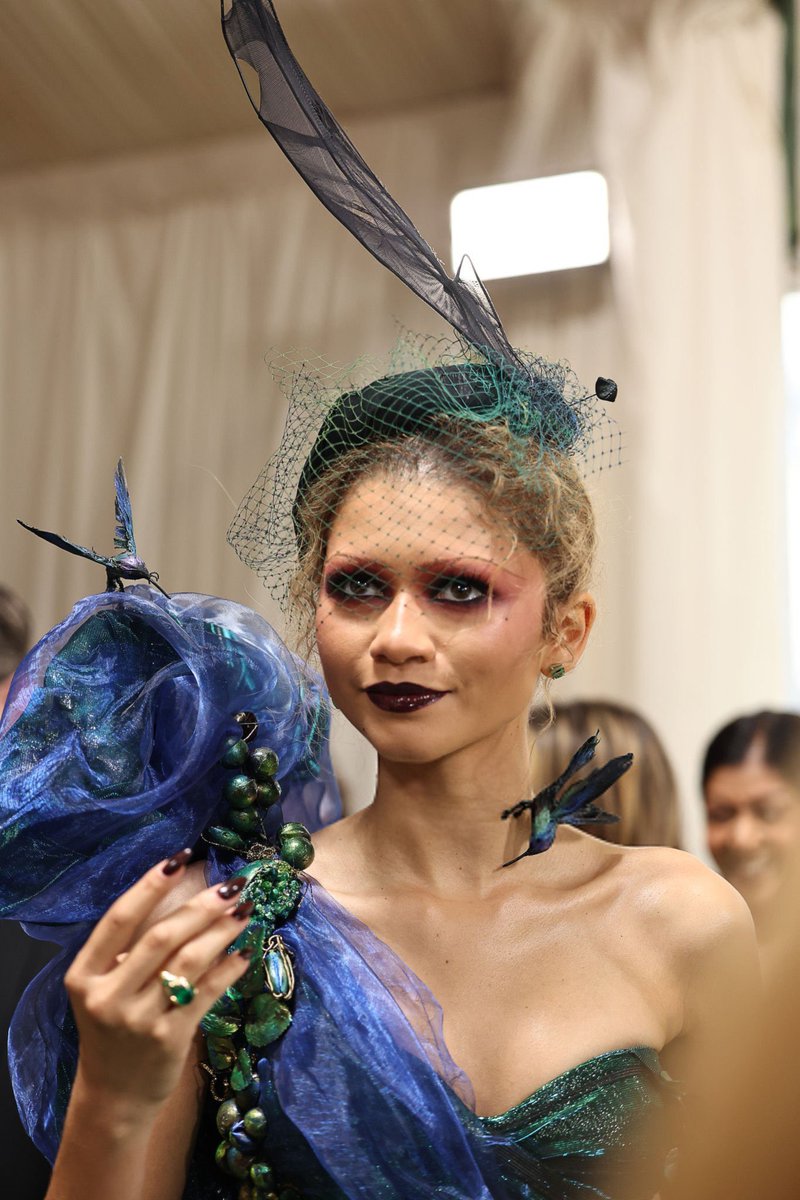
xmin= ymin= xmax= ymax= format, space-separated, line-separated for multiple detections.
xmin=702 ymin=710 xmax=800 ymax=976
xmin=532 ymin=699 xmax=682 ymax=849
xmin=0 ymin=584 xmax=52 ymax=1200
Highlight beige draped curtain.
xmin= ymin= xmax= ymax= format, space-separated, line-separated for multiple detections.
xmin=0 ymin=0 xmax=789 ymax=846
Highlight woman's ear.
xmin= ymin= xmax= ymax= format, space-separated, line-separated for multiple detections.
xmin=543 ymin=593 xmax=596 ymax=676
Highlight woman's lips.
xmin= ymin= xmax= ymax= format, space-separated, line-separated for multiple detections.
xmin=365 ymin=683 xmax=448 ymax=713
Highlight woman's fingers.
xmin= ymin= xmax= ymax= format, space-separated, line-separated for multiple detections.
xmin=157 ymin=901 xmax=255 ymax=992
xmin=71 ymin=850 xmax=194 ymax=976
xmin=129 ymin=934 xmax=255 ymax=1027
xmin=111 ymin=876 xmax=250 ymax=995
xmin=189 ymin=944 xmax=256 ymax=1015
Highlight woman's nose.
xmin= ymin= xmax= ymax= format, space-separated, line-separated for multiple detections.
xmin=727 ymin=811 xmax=765 ymax=855
xmin=369 ymin=592 xmax=435 ymax=664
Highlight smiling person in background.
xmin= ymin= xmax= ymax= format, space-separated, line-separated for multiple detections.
xmin=702 ymin=711 xmax=800 ymax=976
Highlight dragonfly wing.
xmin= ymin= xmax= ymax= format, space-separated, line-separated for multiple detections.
xmin=17 ymin=521 xmax=109 ymax=567
xmin=113 ymin=459 xmax=136 ymax=555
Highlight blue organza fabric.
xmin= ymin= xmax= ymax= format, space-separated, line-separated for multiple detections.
xmin=0 ymin=587 xmax=340 ymax=1163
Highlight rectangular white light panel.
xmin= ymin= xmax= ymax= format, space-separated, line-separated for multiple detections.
xmin=450 ymin=171 xmax=610 ymax=281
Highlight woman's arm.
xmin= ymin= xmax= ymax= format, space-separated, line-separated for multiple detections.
xmin=45 ymin=853 xmax=253 ymax=1200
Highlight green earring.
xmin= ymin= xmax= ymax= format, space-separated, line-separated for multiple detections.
xmin=548 ymin=663 xmax=566 ymax=680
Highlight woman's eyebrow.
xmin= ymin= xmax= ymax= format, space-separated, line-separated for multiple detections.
xmin=416 ymin=557 xmax=498 ymax=575
xmin=322 ymin=554 xmax=386 ymax=570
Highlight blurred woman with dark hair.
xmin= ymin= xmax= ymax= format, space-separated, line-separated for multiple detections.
xmin=702 ymin=710 xmax=800 ymax=975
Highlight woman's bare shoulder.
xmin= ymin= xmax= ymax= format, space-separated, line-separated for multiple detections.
xmin=611 ymin=844 xmax=755 ymax=953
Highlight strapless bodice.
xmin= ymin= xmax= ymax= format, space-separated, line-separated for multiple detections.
xmin=455 ymin=1046 xmax=679 ymax=1198
xmin=187 ymin=1043 xmax=679 ymax=1200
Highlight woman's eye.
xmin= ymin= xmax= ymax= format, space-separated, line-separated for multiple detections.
xmin=758 ymin=802 xmax=789 ymax=825
xmin=431 ymin=575 xmax=489 ymax=604
xmin=325 ymin=570 xmax=386 ymax=602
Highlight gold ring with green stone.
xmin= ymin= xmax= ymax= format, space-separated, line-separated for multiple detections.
xmin=160 ymin=969 xmax=197 ymax=1007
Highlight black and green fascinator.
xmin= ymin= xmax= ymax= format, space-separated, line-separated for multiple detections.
xmin=221 ymin=0 xmax=620 ymax=598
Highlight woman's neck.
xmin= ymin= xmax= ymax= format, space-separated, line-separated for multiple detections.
xmin=354 ymin=716 xmax=538 ymax=896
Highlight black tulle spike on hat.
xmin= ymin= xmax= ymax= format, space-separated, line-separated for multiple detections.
xmin=221 ymin=0 xmax=535 ymax=378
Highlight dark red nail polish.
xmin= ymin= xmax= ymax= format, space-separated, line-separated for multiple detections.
xmin=232 ymin=900 xmax=255 ymax=921
xmin=218 ymin=875 xmax=247 ymax=900
xmin=162 ymin=848 xmax=193 ymax=876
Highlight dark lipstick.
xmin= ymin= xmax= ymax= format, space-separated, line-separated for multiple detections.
xmin=365 ymin=682 xmax=448 ymax=713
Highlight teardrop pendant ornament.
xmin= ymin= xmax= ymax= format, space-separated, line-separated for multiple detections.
xmin=264 ymin=933 xmax=295 ymax=1000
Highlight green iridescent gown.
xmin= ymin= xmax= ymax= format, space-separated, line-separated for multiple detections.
xmin=454 ymin=1047 xmax=679 ymax=1198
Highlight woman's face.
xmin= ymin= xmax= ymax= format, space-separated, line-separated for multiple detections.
xmin=705 ymin=747 xmax=800 ymax=918
xmin=315 ymin=468 xmax=561 ymax=766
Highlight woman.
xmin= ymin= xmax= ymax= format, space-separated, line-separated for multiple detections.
xmin=2 ymin=362 xmax=754 ymax=1200
xmin=702 ymin=710 xmax=800 ymax=977
xmin=532 ymin=700 xmax=682 ymax=848
xmin=4 ymin=2 xmax=757 ymax=1196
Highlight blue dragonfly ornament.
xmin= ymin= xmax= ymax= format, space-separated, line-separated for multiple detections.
xmin=18 ymin=459 xmax=168 ymax=595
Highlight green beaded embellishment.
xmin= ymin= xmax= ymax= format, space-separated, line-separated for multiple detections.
xmin=201 ymin=710 xmax=313 ymax=1199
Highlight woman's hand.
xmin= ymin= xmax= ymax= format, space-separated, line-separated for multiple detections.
xmin=64 ymin=849 xmax=254 ymax=1112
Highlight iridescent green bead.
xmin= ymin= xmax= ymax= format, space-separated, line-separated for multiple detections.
xmin=226 ymin=1146 xmax=254 ymax=1181
xmin=279 ymin=835 xmax=314 ymax=871
xmin=249 ymin=1161 xmax=275 ymax=1190
xmin=215 ymin=1140 xmax=230 ymax=1172
xmin=250 ymin=746 xmax=279 ymax=781
xmin=216 ymin=1098 xmax=240 ymax=1136
xmin=234 ymin=1078 xmax=261 ymax=1112
xmin=256 ymin=780 xmax=281 ymax=808
xmin=229 ymin=808 xmax=263 ymax=835
xmin=278 ymin=822 xmax=310 ymax=841
xmin=225 ymin=775 xmax=258 ymax=809
xmin=205 ymin=825 xmax=247 ymax=852
xmin=222 ymin=738 xmax=251 ymax=769
xmin=243 ymin=1107 xmax=268 ymax=1139
xmin=237 ymin=1184 xmax=257 ymax=1200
